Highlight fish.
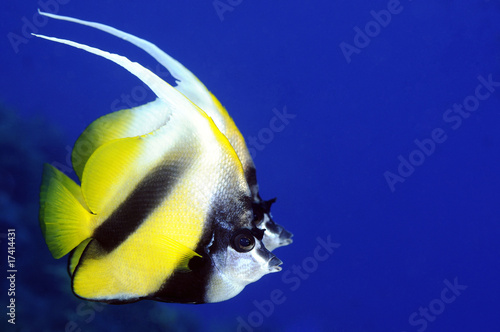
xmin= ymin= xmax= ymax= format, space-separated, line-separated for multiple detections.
xmin=39 ymin=10 xmax=293 ymax=253
xmin=37 ymin=11 xmax=292 ymax=304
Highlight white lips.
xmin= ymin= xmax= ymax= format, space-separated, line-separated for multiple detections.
xmin=268 ymin=256 xmax=283 ymax=272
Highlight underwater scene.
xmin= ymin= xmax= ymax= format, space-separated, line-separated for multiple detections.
xmin=1 ymin=1 xmax=500 ymax=331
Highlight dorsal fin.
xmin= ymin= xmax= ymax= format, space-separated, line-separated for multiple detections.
xmin=72 ymin=98 xmax=168 ymax=181
xmin=37 ymin=10 xmax=258 ymax=191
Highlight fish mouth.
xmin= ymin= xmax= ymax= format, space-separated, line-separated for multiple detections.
xmin=268 ymin=256 xmax=283 ymax=272
xmin=279 ymin=228 xmax=293 ymax=246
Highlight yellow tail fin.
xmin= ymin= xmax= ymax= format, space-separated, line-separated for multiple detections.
xmin=39 ymin=164 xmax=93 ymax=259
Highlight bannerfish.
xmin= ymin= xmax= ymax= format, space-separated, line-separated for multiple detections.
xmin=37 ymin=11 xmax=292 ymax=304
xmin=39 ymin=11 xmax=293 ymax=253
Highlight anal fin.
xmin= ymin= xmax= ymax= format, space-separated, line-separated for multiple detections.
xmin=72 ymin=231 xmax=201 ymax=302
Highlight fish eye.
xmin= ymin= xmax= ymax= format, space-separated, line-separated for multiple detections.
xmin=231 ymin=229 xmax=255 ymax=253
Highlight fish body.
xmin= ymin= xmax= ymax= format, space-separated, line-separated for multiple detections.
xmin=37 ymin=11 xmax=292 ymax=304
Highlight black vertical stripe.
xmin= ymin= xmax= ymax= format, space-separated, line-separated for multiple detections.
xmin=244 ymin=165 xmax=258 ymax=189
xmin=93 ymin=162 xmax=184 ymax=252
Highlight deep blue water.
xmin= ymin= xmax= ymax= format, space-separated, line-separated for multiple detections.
xmin=1 ymin=1 xmax=500 ymax=331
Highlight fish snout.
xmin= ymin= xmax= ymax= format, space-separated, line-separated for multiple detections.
xmin=279 ymin=228 xmax=293 ymax=246
xmin=267 ymin=255 xmax=283 ymax=272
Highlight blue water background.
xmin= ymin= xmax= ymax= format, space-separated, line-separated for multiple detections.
xmin=1 ymin=1 xmax=500 ymax=331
